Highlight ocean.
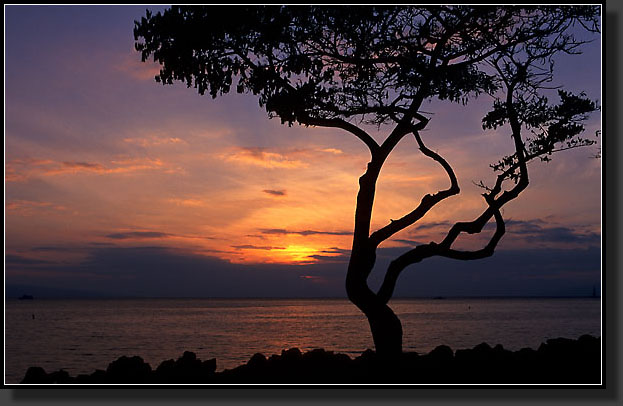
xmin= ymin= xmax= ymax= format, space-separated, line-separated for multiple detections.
xmin=3 ymin=297 xmax=601 ymax=384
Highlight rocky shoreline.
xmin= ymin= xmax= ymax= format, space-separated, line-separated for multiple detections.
xmin=20 ymin=334 xmax=600 ymax=384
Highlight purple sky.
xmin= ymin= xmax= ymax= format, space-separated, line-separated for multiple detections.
xmin=5 ymin=5 xmax=602 ymax=298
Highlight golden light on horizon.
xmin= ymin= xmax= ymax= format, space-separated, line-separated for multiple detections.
xmin=227 ymin=244 xmax=344 ymax=265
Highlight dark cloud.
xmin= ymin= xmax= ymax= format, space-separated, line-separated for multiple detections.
xmin=366 ymin=245 xmax=600 ymax=298
xmin=260 ymin=228 xmax=351 ymax=236
xmin=391 ymin=239 xmax=425 ymax=246
xmin=318 ymin=247 xmax=350 ymax=255
xmin=530 ymin=227 xmax=600 ymax=244
xmin=413 ymin=218 xmax=599 ymax=247
xmin=6 ymin=246 xmax=346 ymax=298
xmin=414 ymin=221 xmax=452 ymax=231
xmin=307 ymin=247 xmax=351 ymax=264
xmin=105 ymin=231 xmax=173 ymax=240
xmin=5 ymin=243 xmax=600 ymax=298
xmin=5 ymin=254 xmax=55 ymax=265
xmin=262 ymin=189 xmax=286 ymax=196
xmin=483 ymin=219 xmax=601 ymax=246
xmin=30 ymin=246 xmax=81 ymax=252
xmin=308 ymin=254 xmax=349 ymax=263
xmin=232 ymin=244 xmax=285 ymax=250
xmin=62 ymin=161 xmax=106 ymax=170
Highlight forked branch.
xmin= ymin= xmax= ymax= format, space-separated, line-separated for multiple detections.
xmin=369 ymin=129 xmax=460 ymax=247
xmin=377 ymin=203 xmax=505 ymax=304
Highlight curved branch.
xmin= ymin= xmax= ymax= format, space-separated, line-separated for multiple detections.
xmin=437 ymin=208 xmax=505 ymax=260
xmin=369 ymin=129 xmax=460 ymax=247
xmin=236 ymin=49 xmax=381 ymax=155
xmin=377 ymin=205 xmax=505 ymax=304
xmin=298 ymin=115 xmax=380 ymax=154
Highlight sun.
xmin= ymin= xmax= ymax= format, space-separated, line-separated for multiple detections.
xmin=275 ymin=245 xmax=320 ymax=264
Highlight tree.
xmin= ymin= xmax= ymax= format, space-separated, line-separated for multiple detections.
xmin=134 ymin=5 xmax=600 ymax=358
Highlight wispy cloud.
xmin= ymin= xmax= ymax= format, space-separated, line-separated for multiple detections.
xmin=319 ymin=148 xmax=343 ymax=154
xmin=299 ymin=275 xmax=329 ymax=284
xmin=260 ymin=228 xmax=351 ymax=236
xmin=6 ymin=157 xmax=168 ymax=182
xmin=168 ymin=198 xmax=209 ymax=207
xmin=6 ymin=200 xmax=68 ymax=216
xmin=232 ymin=244 xmax=286 ymax=250
xmin=123 ymin=136 xmax=187 ymax=147
xmin=5 ymin=254 xmax=56 ymax=266
xmin=221 ymin=147 xmax=308 ymax=169
xmin=114 ymin=52 xmax=162 ymax=81
xmin=105 ymin=231 xmax=174 ymax=240
xmin=506 ymin=220 xmax=599 ymax=245
xmin=263 ymin=189 xmax=286 ymax=197
xmin=414 ymin=221 xmax=453 ymax=231
xmin=306 ymin=246 xmax=351 ymax=263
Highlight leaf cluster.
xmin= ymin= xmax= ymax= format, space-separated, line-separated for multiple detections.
xmin=484 ymin=90 xmax=598 ymax=180
xmin=135 ymin=6 xmax=582 ymax=126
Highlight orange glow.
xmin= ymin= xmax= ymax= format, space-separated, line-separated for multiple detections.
xmin=274 ymin=245 xmax=320 ymax=263
xmin=228 ymin=244 xmax=344 ymax=265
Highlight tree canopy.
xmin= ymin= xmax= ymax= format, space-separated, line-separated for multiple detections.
xmin=134 ymin=5 xmax=600 ymax=356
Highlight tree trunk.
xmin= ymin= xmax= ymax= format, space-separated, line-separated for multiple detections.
xmin=346 ymin=163 xmax=404 ymax=358
xmin=346 ymin=251 xmax=403 ymax=358
xmin=367 ymin=302 xmax=403 ymax=359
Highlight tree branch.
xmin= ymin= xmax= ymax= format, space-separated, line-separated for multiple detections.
xmin=369 ymin=129 xmax=460 ymax=247
xmin=235 ymin=48 xmax=381 ymax=155
xmin=298 ymin=115 xmax=380 ymax=154
xmin=377 ymin=205 xmax=505 ymax=304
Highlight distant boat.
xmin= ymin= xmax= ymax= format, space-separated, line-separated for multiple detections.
xmin=432 ymin=296 xmax=446 ymax=300
xmin=18 ymin=294 xmax=34 ymax=300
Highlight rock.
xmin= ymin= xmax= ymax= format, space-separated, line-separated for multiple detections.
xmin=247 ymin=353 xmax=267 ymax=369
xmin=428 ymin=344 xmax=454 ymax=362
xmin=21 ymin=367 xmax=50 ymax=384
xmin=19 ymin=335 xmax=601 ymax=384
xmin=154 ymin=351 xmax=216 ymax=383
xmin=106 ymin=355 xmax=152 ymax=383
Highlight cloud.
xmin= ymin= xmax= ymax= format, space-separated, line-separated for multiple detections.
xmin=5 ymin=254 xmax=55 ymax=266
xmin=6 ymin=157 xmax=168 ymax=182
xmin=123 ymin=136 xmax=187 ymax=147
xmin=319 ymin=148 xmax=343 ymax=154
xmin=30 ymin=246 xmax=87 ymax=253
xmin=391 ymin=239 xmax=425 ymax=247
xmin=232 ymin=244 xmax=286 ymax=250
xmin=260 ymin=228 xmax=352 ymax=236
xmin=486 ymin=219 xmax=600 ymax=246
xmin=408 ymin=218 xmax=599 ymax=250
xmin=263 ymin=189 xmax=287 ymax=196
xmin=62 ymin=161 xmax=108 ymax=171
xmin=366 ymin=245 xmax=600 ymax=298
xmin=299 ymin=275 xmax=329 ymax=284
xmin=4 ymin=244 xmax=600 ymax=298
xmin=5 ymin=246 xmax=346 ymax=297
xmin=5 ymin=199 xmax=68 ymax=216
xmin=115 ymin=52 xmax=162 ymax=81
xmin=105 ymin=231 xmax=174 ymax=240
xmin=221 ymin=147 xmax=308 ymax=169
xmin=414 ymin=221 xmax=453 ymax=231
xmin=307 ymin=254 xmax=349 ymax=264
xmin=303 ymin=247 xmax=350 ymax=264
xmin=168 ymin=198 xmax=209 ymax=207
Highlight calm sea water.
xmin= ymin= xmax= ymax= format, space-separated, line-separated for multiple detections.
xmin=4 ymin=297 xmax=600 ymax=383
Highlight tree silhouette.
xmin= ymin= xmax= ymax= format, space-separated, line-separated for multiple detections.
xmin=134 ymin=5 xmax=599 ymax=358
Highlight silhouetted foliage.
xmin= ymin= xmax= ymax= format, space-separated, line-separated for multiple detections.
xmin=134 ymin=6 xmax=600 ymax=357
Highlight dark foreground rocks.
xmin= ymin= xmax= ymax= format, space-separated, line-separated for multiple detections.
xmin=21 ymin=335 xmax=600 ymax=384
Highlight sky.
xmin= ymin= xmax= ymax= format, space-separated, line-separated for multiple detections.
xmin=4 ymin=5 xmax=602 ymax=298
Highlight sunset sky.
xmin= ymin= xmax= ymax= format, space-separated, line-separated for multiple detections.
xmin=5 ymin=6 xmax=602 ymax=298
